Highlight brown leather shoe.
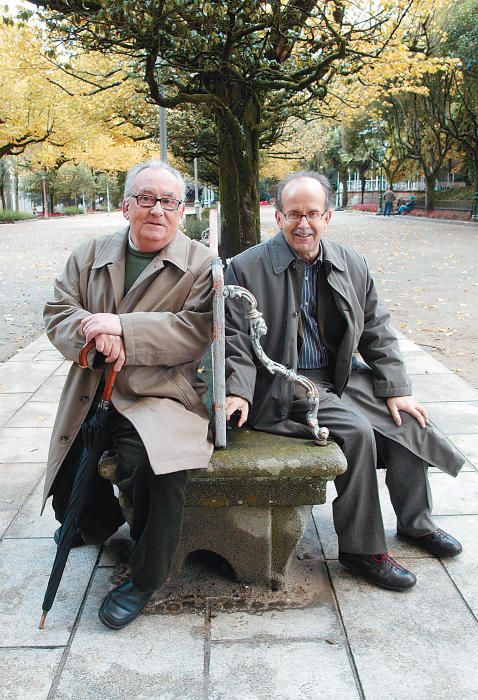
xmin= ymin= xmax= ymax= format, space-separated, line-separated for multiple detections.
xmin=339 ymin=552 xmax=416 ymax=591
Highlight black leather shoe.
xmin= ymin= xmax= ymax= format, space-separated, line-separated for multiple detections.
xmin=98 ymin=580 xmax=153 ymax=630
xmin=339 ymin=552 xmax=416 ymax=591
xmin=54 ymin=527 xmax=85 ymax=548
xmin=398 ymin=528 xmax=462 ymax=557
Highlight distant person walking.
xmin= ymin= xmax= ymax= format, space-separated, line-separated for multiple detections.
xmin=383 ymin=187 xmax=396 ymax=216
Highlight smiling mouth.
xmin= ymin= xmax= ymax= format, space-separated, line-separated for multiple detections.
xmin=295 ymin=231 xmax=312 ymax=238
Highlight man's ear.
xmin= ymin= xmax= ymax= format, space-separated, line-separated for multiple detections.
xmin=122 ymin=199 xmax=130 ymax=220
xmin=274 ymin=209 xmax=282 ymax=227
xmin=323 ymin=210 xmax=332 ymax=225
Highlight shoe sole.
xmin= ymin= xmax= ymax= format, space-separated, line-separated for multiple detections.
xmin=339 ymin=561 xmax=415 ymax=592
xmin=397 ymin=533 xmax=462 ymax=557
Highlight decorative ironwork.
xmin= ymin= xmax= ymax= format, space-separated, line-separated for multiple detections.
xmin=222 ymin=283 xmax=329 ymax=447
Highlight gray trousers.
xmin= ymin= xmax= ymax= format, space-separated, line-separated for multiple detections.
xmin=264 ymin=368 xmax=441 ymax=554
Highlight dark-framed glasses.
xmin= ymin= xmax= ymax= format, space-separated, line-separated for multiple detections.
xmin=280 ymin=210 xmax=326 ymax=222
xmin=131 ymin=194 xmax=182 ymax=210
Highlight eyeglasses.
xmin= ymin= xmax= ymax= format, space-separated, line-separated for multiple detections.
xmin=280 ymin=210 xmax=326 ymax=222
xmin=130 ymin=194 xmax=182 ymax=210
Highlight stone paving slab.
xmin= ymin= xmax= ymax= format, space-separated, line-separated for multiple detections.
xmin=0 ymin=648 xmax=64 ymax=700
xmin=436 ymin=514 xmax=478 ymax=618
xmin=447 ymin=434 xmax=478 ymax=470
xmin=0 ymin=394 xmax=30 ymax=426
xmin=0 ymin=510 xmax=16 ymax=538
xmin=329 ymin=558 xmax=478 ymax=700
xmin=428 ymin=471 xmax=478 ymax=516
xmin=0 ymin=361 xmax=63 ymax=393
xmin=0 ymin=427 xmax=52 ymax=462
xmin=30 ymin=374 xmax=66 ymax=402
xmin=210 ymin=602 xmax=342 ymax=642
xmin=54 ymin=568 xmax=206 ymax=700
xmin=423 ymin=401 xmax=478 ymax=434
xmin=208 ymin=639 xmax=360 ymax=700
xmin=54 ymin=360 xmax=72 ymax=376
xmin=0 ymin=538 xmax=98 ymax=647
xmin=401 ymin=351 xmax=452 ymax=375
xmin=5 ymin=480 xmax=58 ymax=538
xmin=5 ymin=401 xmax=58 ymax=428
xmin=0 ymin=462 xmax=45 ymax=510
xmin=410 ymin=373 xmax=478 ymax=402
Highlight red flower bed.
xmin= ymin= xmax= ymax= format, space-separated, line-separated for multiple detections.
xmin=350 ymin=203 xmax=378 ymax=212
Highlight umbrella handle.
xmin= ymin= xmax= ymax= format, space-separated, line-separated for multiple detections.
xmin=78 ymin=340 xmax=96 ymax=368
xmin=78 ymin=341 xmax=119 ymax=402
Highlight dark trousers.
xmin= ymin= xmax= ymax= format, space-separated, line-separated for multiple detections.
xmin=266 ymin=369 xmax=435 ymax=554
xmin=51 ymin=410 xmax=188 ymax=592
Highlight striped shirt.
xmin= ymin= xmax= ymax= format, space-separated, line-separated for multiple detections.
xmin=297 ymin=257 xmax=328 ymax=369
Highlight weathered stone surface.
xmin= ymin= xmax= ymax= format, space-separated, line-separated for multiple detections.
xmin=0 ymin=539 xmax=97 ymax=646
xmin=0 ymin=462 xmax=45 ymax=510
xmin=54 ymin=568 xmax=205 ymax=700
xmin=206 ymin=429 xmax=347 ymax=479
xmin=0 ymin=393 xmax=30 ymax=427
xmin=208 ymin=640 xmax=360 ymax=699
xmin=329 ymin=557 xmax=478 ymax=700
xmin=174 ymin=505 xmax=313 ymax=588
xmin=0 ymin=648 xmax=63 ymax=700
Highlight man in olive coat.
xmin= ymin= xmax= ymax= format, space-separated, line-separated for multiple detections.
xmin=225 ymin=171 xmax=463 ymax=592
xmin=44 ymin=160 xmax=214 ymax=629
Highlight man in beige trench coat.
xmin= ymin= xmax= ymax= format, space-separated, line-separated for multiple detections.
xmin=225 ymin=171 xmax=464 ymax=592
xmin=43 ymin=160 xmax=214 ymax=629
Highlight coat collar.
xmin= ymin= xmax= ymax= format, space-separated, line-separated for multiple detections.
xmin=92 ymin=227 xmax=189 ymax=273
xmin=269 ymin=231 xmax=345 ymax=274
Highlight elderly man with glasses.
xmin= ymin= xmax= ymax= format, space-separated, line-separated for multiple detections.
xmin=43 ymin=160 xmax=214 ymax=629
xmin=225 ymin=171 xmax=463 ymax=592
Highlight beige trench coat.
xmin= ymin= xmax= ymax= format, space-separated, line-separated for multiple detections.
xmin=42 ymin=228 xmax=214 ymax=510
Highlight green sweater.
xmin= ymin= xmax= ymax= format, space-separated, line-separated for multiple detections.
xmin=124 ymin=243 xmax=157 ymax=295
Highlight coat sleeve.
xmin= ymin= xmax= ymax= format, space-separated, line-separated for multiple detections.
xmin=357 ymin=260 xmax=412 ymax=398
xmin=119 ymin=258 xmax=213 ymax=367
xmin=43 ymin=247 xmax=93 ymax=363
xmin=224 ymin=259 xmax=257 ymax=404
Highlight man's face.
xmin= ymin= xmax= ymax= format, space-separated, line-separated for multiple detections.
xmin=275 ymin=177 xmax=332 ymax=263
xmin=122 ymin=167 xmax=185 ymax=252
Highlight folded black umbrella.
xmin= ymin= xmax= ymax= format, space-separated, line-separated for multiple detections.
xmin=39 ymin=341 xmax=118 ymax=629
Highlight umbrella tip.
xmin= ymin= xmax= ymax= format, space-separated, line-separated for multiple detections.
xmin=39 ymin=612 xmax=47 ymax=630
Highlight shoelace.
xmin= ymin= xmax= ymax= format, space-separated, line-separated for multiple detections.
xmin=433 ymin=528 xmax=448 ymax=539
xmin=372 ymin=553 xmax=401 ymax=570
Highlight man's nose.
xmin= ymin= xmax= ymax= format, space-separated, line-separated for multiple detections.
xmin=150 ymin=199 xmax=165 ymax=213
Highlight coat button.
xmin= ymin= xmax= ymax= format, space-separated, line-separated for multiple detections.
xmin=292 ymin=311 xmax=299 ymax=318
xmin=80 ymin=394 xmax=89 ymax=402
xmin=60 ymin=435 xmax=70 ymax=444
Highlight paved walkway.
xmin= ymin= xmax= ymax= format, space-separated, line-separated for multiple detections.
xmin=0 ymin=332 xmax=477 ymax=699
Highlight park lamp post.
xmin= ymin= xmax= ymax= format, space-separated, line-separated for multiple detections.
xmin=473 ymin=186 xmax=478 ymax=222
xmin=193 ymin=157 xmax=201 ymax=220
xmin=376 ymin=145 xmax=386 ymax=215
xmin=41 ymin=174 xmax=48 ymax=218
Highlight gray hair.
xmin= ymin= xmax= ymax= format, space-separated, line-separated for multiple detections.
xmin=274 ymin=171 xmax=335 ymax=212
xmin=123 ymin=159 xmax=186 ymax=200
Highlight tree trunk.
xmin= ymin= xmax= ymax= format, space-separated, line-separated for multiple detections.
xmin=340 ymin=166 xmax=349 ymax=208
xmin=424 ymin=173 xmax=436 ymax=211
xmin=0 ymin=184 xmax=6 ymax=210
xmin=214 ymin=92 xmax=261 ymax=258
